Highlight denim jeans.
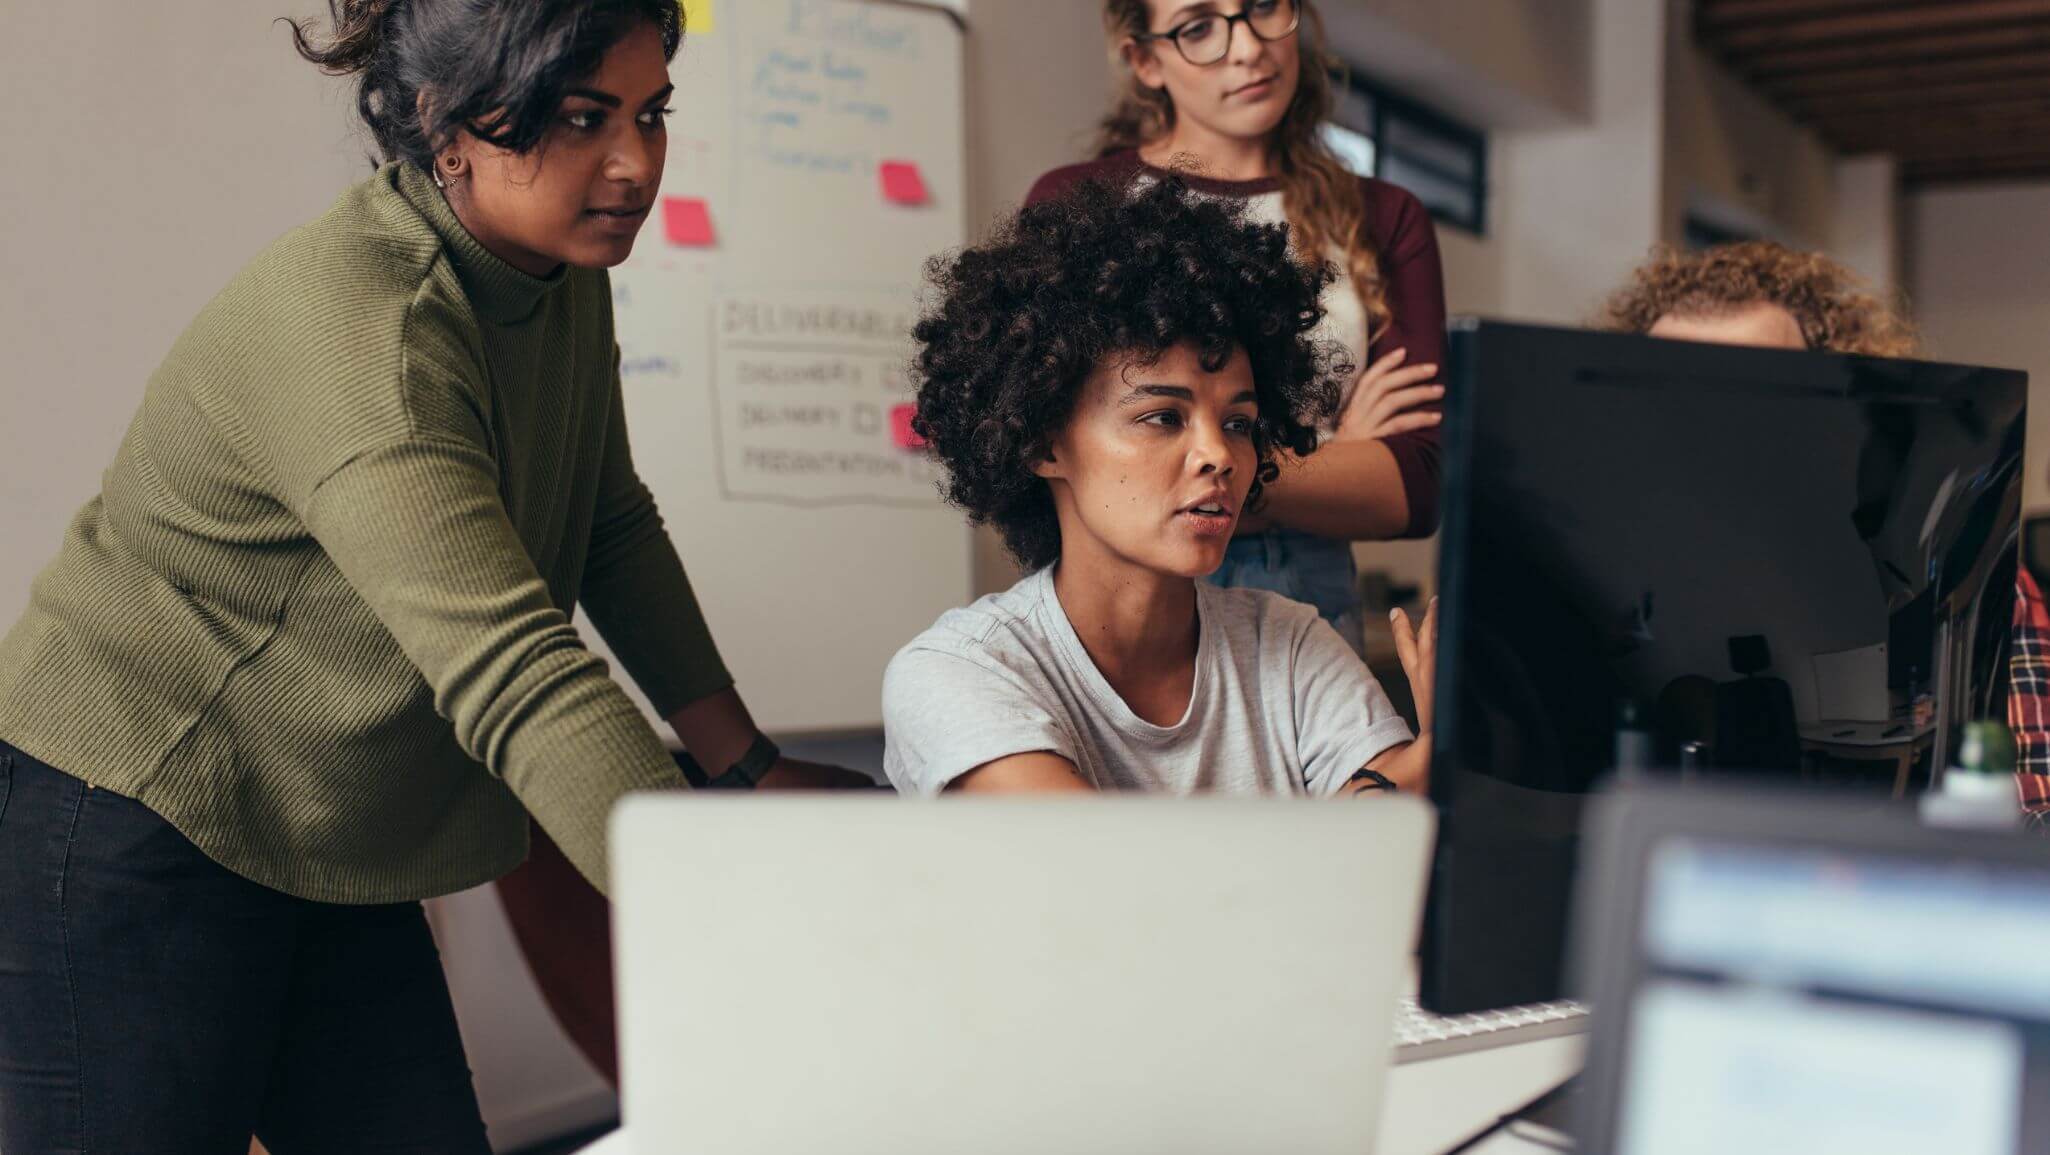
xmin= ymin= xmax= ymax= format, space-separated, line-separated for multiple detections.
xmin=0 ymin=740 xmax=491 ymax=1154
xmin=1206 ymin=529 xmax=1366 ymax=656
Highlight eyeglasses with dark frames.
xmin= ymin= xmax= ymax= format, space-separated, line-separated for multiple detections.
xmin=1133 ymin=0 xmax=1300 ymax=67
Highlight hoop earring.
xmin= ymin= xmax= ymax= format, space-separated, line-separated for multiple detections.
xmin=433 ymin=153 xmax=466 ymax=190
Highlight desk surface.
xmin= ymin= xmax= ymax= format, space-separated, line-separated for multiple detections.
xmin=1799 ymin=718 xmax=1935 ymax=748
xmin=1379 ymin=1035 xmax=1585 ymax=1154
xmin=575 ymin=1034 xmax=1585 ymax=1155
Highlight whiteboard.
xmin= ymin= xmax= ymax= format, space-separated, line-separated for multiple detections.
xmin=581 ymin=0 xmax=970 ymax=734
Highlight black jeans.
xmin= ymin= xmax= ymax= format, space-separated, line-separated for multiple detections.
xmin=0 ymin=741 xmax=492 ymax=1154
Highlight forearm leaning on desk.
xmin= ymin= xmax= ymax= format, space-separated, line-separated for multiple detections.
xmin=946 ymin=740 xmax=1428 ymax=796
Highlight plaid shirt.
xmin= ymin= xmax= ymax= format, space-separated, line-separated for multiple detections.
xmin=2007 ymin=568 xmax=2050 ymax=826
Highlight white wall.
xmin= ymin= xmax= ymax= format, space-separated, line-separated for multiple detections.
xmin=1494 ymin=0 xmax=1668 ymax=325
xmin=0 ymin=3 xmax=365 ymax=619
xmin=1909 ymin=182 xmax=2050 ymax=514
xmin=1332 ymin=0 xmax=1668 ymax=326
xmin=1662 ymin=0 xmax=1836 ymax=251
xmin=1832 ymin=155 xmax=1901 ymax=296
xmin=1347 ymin=0 xmax=1667 ymax=599
xmin=1321 ymin=0 xmax=1591 ymax=131
xmin=961 ymin=0 xmax=1114 ymax=593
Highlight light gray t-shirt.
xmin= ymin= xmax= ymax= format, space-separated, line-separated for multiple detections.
xmin=883 ymin=568 xmax=1414 ymax=796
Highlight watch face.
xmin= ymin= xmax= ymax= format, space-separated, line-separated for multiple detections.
xmin=723 ymin=734 xmax=780 ymax=788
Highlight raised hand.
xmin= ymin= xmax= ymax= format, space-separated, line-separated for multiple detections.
xmin=1390 ymin=596 xmax=1439 ymax=738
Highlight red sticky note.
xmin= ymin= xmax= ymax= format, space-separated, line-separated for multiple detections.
xmin=890 ymin=403 xmax=925 ymax=450
xmin=661 ymin=196 xmax=716 ymax=247
xmin=879 ymin=160 xmax=930 ymax=207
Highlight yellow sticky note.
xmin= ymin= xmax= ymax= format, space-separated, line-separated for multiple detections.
xmin=680 ymin=0 xmax=714 ymax=34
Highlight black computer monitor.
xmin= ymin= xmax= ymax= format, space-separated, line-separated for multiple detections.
xmin=1420 ymin=320 xmax=2027 ymax=1015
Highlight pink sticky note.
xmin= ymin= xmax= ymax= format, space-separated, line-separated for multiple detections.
xmin=661 ymin=197 xmax=716 ymax=247
xmin=890 ymin=403 xmax=926 ymax=450
xmin=879 ymin=160 xmax=930 ymax=207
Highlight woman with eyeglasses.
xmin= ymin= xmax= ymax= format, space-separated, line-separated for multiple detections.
xmin=1026 ymin=0 xmax=1449 ymax=656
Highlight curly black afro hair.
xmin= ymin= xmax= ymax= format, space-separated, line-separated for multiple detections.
xmin=911 ymin=176 xmax=1347 ymax=571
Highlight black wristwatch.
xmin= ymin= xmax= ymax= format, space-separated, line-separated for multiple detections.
xmin=702 ymin=733 xmax=782 ymax=791
xmin=1347 ymin=767 xmax=1398 ymax=794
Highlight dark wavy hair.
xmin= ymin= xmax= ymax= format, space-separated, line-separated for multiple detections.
xmin=912 ymin=177 xmax=1346 ymax=571
xmin=287 ymin=0 xmax=682 ymax=170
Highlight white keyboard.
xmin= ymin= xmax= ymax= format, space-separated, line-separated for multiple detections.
xmin=1391 ymin=995 xmax=1590 ymax=1063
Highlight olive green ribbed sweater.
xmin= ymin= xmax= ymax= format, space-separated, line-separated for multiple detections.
xmin=0 ymin=162 xmax=730 ymax=903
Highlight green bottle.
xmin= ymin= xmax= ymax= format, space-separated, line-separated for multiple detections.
xmin=1959 ymin=721 xmax=2018 ymax=777
xmin=1921 ymin=720 xmax=2022 ymax=829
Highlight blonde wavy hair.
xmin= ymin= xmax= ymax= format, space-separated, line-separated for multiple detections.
xmin=1096 ymin=0 xmax=1387 ymax=341
xmin=1603 ymin=241 xmax=1919 ymax=357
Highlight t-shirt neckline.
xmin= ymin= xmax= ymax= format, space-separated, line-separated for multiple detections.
xmin=1033 ymin=566 xmax=1213 ymax=741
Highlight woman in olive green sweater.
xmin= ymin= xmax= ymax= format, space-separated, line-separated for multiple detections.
xmin=0 ymin=1 xmax=856 ymax=1148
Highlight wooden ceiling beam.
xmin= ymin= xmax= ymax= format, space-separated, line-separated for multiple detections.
xmin=1907 ymin=152 xmax=2050 ymax=171
xmin=1698 ymin=0 xmax=1931 ymax=30
xmin=1822 ymin=125 xmax=2050 ymax=155
xmin=1697 ymin=2 xmax=2050 ymax=187
xmin=1831 ymin=135 xmax=2050 ymax=162
xmin=1904 ymin=156 xmax=2050 ymax=185
xmin=1779 ymin=74 xmax=2050 ymax=116
xmin=1700 ymin=0 xmax=2050 ymax=52
xmin=1754 ymin=51 xmax=2050 ymax=98
xmin=1829 ymin=131 xmax=2050 ymax=156
xmin=1832 ymin=130 xmax=2050 ymax=154
xmin=1839 ymin=135 xmax=2050 ymax=163
xmin=1819 ymin=94 xmax=2050 ymax=122
xmin=1818 ymin=101 xmax=2050 ymax=136
xmin=1740 ymin=25 xmax=2050 ymax=77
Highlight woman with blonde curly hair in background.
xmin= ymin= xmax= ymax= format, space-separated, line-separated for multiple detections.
xmin=1603 ymin=239 xmax=1919 ymax=357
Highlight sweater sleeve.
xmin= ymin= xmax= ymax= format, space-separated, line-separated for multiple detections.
xmin=1365 ymin=181 xmax=1449 ymax=538
xmin=299 ymin=435 xmax=686 ymax=894
xmin=267 ymin=281 xmax=693 ymax=896
xmin=578 ymin=348 xmax=735 ymax=718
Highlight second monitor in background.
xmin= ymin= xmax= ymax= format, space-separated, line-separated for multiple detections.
xmin=1423 ymin=320 xmax=2026 ymax=1015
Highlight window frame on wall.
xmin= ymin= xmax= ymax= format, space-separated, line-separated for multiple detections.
xmin=1322 ymin=69 xmax=1489 ymax=237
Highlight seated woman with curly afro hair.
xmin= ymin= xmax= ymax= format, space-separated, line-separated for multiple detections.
xmin=882 ymin=178 xmax=1434 ymax=797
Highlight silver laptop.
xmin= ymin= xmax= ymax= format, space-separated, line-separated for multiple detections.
xmin=609 ymin=795 xmax=1435 ymax=1155
xmin=1573 ymin=783 xmax=2050 ymax=1154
